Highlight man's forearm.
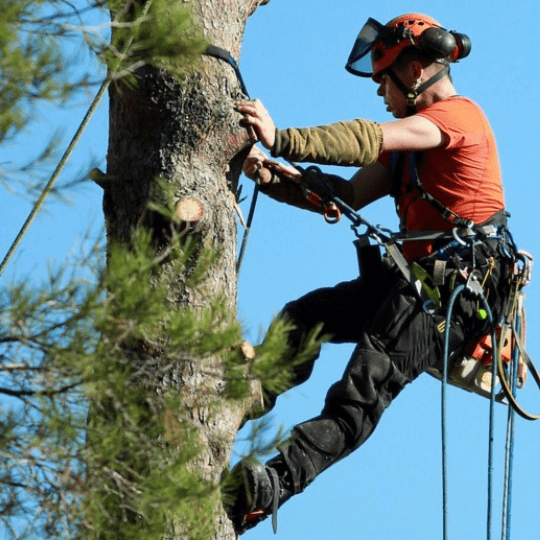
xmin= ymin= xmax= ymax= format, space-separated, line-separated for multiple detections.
xmin=271 ymin=119 xmax=383 ymax=167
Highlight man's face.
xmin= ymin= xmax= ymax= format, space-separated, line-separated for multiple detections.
xmin=376 ymin=73 xmax=406 ymax=119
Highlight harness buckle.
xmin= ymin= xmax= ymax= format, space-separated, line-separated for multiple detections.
xmin=411 ymin=262 xmax=441 ymax=307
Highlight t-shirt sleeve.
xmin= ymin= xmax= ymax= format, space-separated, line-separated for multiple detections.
xmin=417 ymin=99 xmax=487 ymax=150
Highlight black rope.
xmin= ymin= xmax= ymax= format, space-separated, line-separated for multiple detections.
xmin=204 ymin=45 xmax=260 ymax=274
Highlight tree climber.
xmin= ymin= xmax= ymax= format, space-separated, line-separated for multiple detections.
xmin=226 ymin=13 xmax=516 ymax=535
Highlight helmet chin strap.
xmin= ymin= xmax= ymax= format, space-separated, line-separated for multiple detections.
xmin=385 ymin=65 xmax=450 ymax=116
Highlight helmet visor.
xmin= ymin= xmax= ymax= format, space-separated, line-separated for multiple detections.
xmin=345 ymin=18 xmax=386 ymax=77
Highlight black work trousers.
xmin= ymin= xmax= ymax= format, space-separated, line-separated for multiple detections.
xmin=273 ymin=243 xmax=509 ymax=495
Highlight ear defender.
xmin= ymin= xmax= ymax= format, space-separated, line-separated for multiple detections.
xmin=449 ymin=32 xmax=471 ymax=61
xmin=417 ymin=27 xmax=471 ymax=61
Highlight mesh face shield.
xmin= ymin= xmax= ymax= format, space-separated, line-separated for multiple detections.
xmin=345 ymin=18 xmax=388 ymax=78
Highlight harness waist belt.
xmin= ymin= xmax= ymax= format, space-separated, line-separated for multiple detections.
xmin=399 ymin=220 xmax=505 ymax=243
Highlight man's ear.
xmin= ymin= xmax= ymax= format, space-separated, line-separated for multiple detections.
xmin=410 ymin=60 xmax=423 ymax=84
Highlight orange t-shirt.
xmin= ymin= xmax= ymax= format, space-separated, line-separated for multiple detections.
xmin=379 ymin=96 xmax=505 ymax=261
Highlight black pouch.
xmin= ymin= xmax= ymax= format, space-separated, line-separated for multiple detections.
xmin=354 ymin=236 xmax=383 ymax=282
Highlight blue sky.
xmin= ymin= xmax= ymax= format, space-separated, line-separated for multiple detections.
xmin=1 ymin=1 xmax=539 ymax=539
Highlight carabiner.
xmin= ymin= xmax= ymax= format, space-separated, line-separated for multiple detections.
xmin=515 ymin=249 xmax=533 ymax=285
xmin=451 ymin=226 xmax=469 ymax=246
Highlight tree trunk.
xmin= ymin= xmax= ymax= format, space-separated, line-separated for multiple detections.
xmin=103 ymin=0 xmax=270 ymax=538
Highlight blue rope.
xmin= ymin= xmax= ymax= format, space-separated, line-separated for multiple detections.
xmin=441 ymin=285 xmax=498 ymax=540
xmin=441 ymin=284 xmax=465 ymax=540
xmin=486 ymin=296 xmax=497 ymax=540
xmin=502 ymin=312 xmax=521 ymax=540
xmin=502 ymin=379 xmax=516 ymax=540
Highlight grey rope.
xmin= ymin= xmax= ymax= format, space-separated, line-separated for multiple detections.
xmin=0 ymin=0 xmax=155 ymax=279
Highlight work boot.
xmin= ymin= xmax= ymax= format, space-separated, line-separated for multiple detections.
xmin=224 ymin=457 xmax=293 ymax=535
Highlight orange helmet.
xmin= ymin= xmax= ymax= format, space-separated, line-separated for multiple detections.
xmin=345 ymin=13 xmax=471 ymax=81
xmin=372 ymin=14 xmax=444 ymax=80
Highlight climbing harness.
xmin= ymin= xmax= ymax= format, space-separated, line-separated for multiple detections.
xmin=439 ymin=253 xmax=536 ymax=411
xmin=297 ymin=159 xmax=540 ymax=419
xmin=387 ymin=151 xmax=540 ymax=414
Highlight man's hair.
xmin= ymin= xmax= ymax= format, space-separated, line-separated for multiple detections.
xmin=393 ymin=47 xmax=449 ymax=74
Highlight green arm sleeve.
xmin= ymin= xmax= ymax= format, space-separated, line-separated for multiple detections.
xmin=271 ymin=119 xmax=383 ymax=167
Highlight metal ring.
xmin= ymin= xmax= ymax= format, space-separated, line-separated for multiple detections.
xmin=324 ymin=204 xmax=341 ymax=224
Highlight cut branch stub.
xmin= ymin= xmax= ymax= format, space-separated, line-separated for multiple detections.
xmin=240 ymin=340 xmax=256 ymax=360
xmin=175 ymin=197 xmax=205 ymax=224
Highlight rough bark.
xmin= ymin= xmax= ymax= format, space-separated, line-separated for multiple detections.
xmin=103 ymin=0 xmax=270 ymax=538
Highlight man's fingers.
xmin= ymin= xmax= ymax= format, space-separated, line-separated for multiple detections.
xmin=235 ymin=99 xmax=275 ymax=149
xmin=236 ymin=100 xmax=257 ymax=114
xmin=236 ymin=99 xmax=266 ymax=120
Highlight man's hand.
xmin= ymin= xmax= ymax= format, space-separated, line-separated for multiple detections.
xmin=236 ymin=99 xmax=277 ymax=150
xmin=243 ymin=146 xmax=301 ymax=184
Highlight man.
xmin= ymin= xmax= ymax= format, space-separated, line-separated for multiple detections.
xmin=226 ymin=13 xmax=514 ymax=535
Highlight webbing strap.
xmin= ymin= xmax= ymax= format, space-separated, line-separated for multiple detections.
xmin=205 ymin=45 xmax=250 ymax=97
xmin=204 ymin=45 xmax=259 ymax=273
xmin=408 ymin=152 xmax=472 ymax=228
xmin=391 ymin=151 xmax=473 ymax=230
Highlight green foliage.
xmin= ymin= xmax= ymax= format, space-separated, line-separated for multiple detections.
xmin=0 ymin=231 xmax=221 ymax=538
xmin=1 ymin=0 xmax=207 ymax=202
xmin=0 ymin=0 xmax=87 ymax=144
xmin=0 ymin=0 xmax=206 ymax=143
xmin=0 ymin=242 xmax=104 ymax=538
xmin=1 ymin=219 xmax=313 ymax=539
xmin=79 ymin=230 xmax=245 ymax=539
xmin=223 ymin=314 xmax=327 ymax=410
xmin=106 ymin=0 xmax=207 ymax=82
